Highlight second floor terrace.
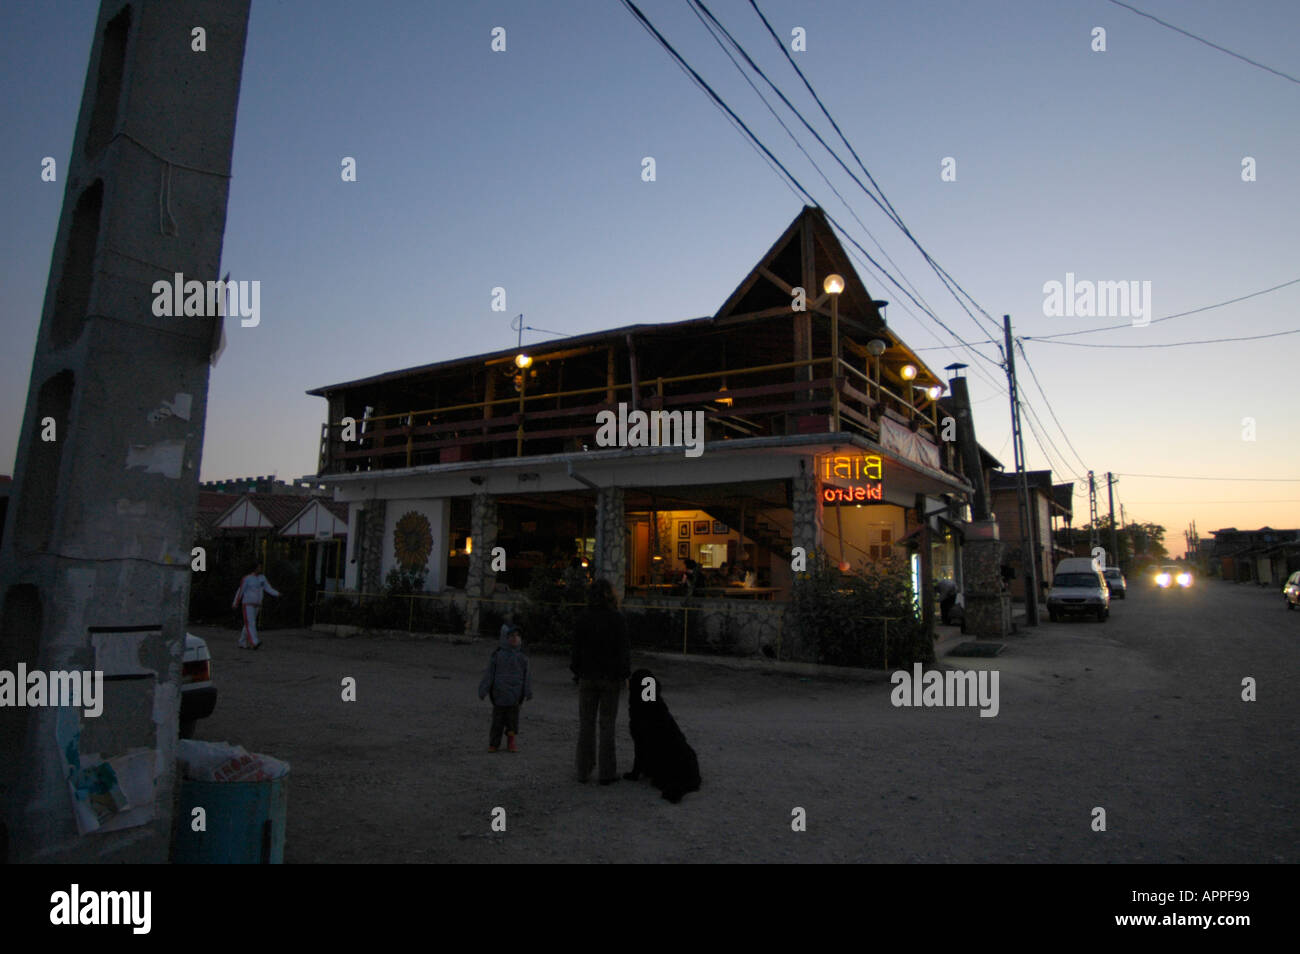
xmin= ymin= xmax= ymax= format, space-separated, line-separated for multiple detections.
xmin=309 ymin=207 xmax=966 ymax=482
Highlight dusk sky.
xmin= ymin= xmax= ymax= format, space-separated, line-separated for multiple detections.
xmin=3 ymin=0 xmax=1298 ymax=556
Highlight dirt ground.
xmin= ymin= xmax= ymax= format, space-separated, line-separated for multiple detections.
xmin=188 ymin=579 xmax=1298 ymax=863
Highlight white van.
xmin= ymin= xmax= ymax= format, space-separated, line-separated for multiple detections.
xmin=1047 ymin=558 xmax=1110 ymax=622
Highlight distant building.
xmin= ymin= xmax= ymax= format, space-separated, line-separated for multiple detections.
xmin=988 ymin=470 xmax=1071 ymax=602
xmin=1209 ymin=527 xmax=1300 ymax=584
xmin=201 ymin=475 xmax=330 ymax=496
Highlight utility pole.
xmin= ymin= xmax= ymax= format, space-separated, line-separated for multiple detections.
xmin=1003 ymin=315 xmax=1039 ymax=625
xmin=1107 ymin=472 xmax=1118 ymax=568
xmin=0 ymin=0 xmax=251 ymax=863
xmin=1088 ymin=471 xmax=1099 ymax=552
xmin=1120 ymin=503 xmax=1128 ymax=566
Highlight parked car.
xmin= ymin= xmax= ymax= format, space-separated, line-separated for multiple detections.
xmin=1155 ymin=564 xmax=1192 ymax=589
xmin=179 ymin=632 xmax=216 ymax=739
xmin=1048 ymin=560 xmax=1110 ymax=622
xmin=1284 ymin=571 xmax=1300 ymax=610
xmin=1103 ymin=566 xmax=1127 ymax=599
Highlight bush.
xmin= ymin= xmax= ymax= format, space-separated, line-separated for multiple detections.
xmin=385 ymin=563 xmax=427 ymax=596
xmin=513 ymin=566 xmax=584 ymax=648
xmin=790 ymin=550 xmax=931 ymax=668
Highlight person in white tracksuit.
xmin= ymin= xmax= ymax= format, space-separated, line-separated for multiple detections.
xmin=233 ymin=563 xmax=280 ymax=649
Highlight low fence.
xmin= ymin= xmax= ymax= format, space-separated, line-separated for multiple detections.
xmin=312 ymin=589 xmax=907 ymax=667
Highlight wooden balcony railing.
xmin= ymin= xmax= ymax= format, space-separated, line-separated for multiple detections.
xmin=317 ymin=356 xmax=948 ymax=475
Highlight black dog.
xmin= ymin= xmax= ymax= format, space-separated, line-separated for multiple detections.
xmin=624 ymin=668 xmax=701 ymax=803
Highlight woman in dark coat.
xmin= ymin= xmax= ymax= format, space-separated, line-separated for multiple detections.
xmin=571 ymin=578 xmax=631 ymax=784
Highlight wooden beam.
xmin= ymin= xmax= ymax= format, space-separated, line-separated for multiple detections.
xmin=483 ymin=344 xmax=604 ymax=367
xmin=758 ymin=266 xmax=795 ymax=296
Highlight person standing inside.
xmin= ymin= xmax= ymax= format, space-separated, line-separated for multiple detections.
xmin=936 ymin=576 xmax=958 ymax=625
xmin=478 ymin=623 xmax=533 ymax=752
xmin=571 ymin=578 xmax=631 ymax=785
xmin=232 ymin=561 xmax=280 ymax=649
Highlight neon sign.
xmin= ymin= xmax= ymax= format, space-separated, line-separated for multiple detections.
xmin=822 ymin=484 xmax=883 ymax=503
xmin=818 ymin=453 xmax=884 ymax=504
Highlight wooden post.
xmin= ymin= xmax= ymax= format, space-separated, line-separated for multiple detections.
xmin=482 ymin=371 xmax=495 ymax=437
xmin=798 ymin=219 xmax=815 ymax=400
xmin=606 ymin=344 xmax=616 ymax=406
xmin=300 ymin=541 xmax=310 ymax=626
xmin=626 ymin=333 xmax=639 ymax=412
xmin=830 ymin=293 xmax=841 ymax=431
xmin=516 ymin=372 xmax=526 ymax=456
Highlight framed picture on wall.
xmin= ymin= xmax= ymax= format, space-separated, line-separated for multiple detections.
xmin=677 ymin=541 xmax=690 ymax=559
xmin=693 ymin=520 xmax=710 ymax=535
xmin=713 ymin=520 xmax=728 ymax=535
xmin=678 ymin=521 xmax=690 ymax=539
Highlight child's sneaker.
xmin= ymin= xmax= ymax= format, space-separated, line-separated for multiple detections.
xmin=488 ymin=745 xmax=498 ymax=753
xmin=506 ymin=733 xmax=518 ymax=753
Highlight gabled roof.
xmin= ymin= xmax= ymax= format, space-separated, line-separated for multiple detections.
xmin=306 ymin=205 xmax=946 ymax=398
xmin=279 ymin=498 xmax=350 ymax=538
xmin=214 ymin=493 xmax=320 ymax=531
xmin=196 ymin=490 xmax=238 ymax=533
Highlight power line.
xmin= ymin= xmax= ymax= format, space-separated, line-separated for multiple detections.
xmin=1122 ymin=499 xmax=1300 ymax=504
xmin=619 ymin=0 xmax=1001 ymax=371
xmin=1104 ymin=0 xmax=1300 ymax=87
xmin=1026 ymin=329 xmax=1300 ymax=349
xmin=685 ymin=1 xmax=939 ymax=320
xmin=1025 ymin=276 xmax=1300 ymax=341
xmin=1015 ymin=340 xmax=1091 ymax=475
xmin=1117 ymin=473 xmax=1300 ymax=482
xmin=743 ymin=0 xmax=1005 ymax=342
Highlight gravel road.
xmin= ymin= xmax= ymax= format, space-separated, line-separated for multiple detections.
xmin=188 ymin=578 xmax=1298 ymax=863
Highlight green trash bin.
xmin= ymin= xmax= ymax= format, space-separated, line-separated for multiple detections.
xmin=172 ymin=745 xmax=289 ymax=864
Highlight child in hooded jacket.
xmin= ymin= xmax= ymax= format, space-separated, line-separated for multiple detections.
xmin=478 ymin=623 xmax=533 ymax=752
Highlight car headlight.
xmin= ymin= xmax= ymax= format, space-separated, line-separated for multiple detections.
xmin=1156 ymin=573 xmax=1170 ymax=586
xmin=1176 ymin=573 xmax=1191 ymax=586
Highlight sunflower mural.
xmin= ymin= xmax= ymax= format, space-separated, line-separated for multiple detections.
xmin=393 ymin=510 xmax=433 ymax=570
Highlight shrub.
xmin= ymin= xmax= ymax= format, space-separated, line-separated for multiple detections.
xmin=513 ymin=566 xmax=584 ymax=648
xmin=790 ymin=550 xmax=931 ymax=668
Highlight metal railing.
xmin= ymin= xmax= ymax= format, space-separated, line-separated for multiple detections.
xmin=311 ymin=589 xmax=910 ymax=668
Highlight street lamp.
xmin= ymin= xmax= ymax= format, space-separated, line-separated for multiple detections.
xmin=823 ymin=274 xmax=844 ymax=431
xmin=900 ymin=364 xmax=918 ymax=381
xmin=515 ymin=353 xmax=532 ymax=369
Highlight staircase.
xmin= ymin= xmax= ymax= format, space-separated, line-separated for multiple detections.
xmin=704 ymin=506 xmax=793 ymax=564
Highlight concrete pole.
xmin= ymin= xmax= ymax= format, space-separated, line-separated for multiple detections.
xmin=1002 ymin=316 xmax=1039 ymax=625
xmin=1107 ymin=472 xmax=1119 ymax=568
xmin=0 ymin=0 xmax=251 ymax=863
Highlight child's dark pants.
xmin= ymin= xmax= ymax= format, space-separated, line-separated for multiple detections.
xmin=489 ymin=704 xmax=520 ymax=747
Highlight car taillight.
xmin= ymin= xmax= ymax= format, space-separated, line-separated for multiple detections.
xmin=182 ymin=659 xmax=210 ymax=683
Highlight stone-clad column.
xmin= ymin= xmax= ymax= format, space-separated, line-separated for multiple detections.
xmin=359 ymin=500 xmax=387 ymax=593
xmin=464 ymin=493 xmax=498 ymax=634
xmin=791 ymin=462 xmax=822 ymax=559
xmin=594 ymin=487 xmax=626 ymax=603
